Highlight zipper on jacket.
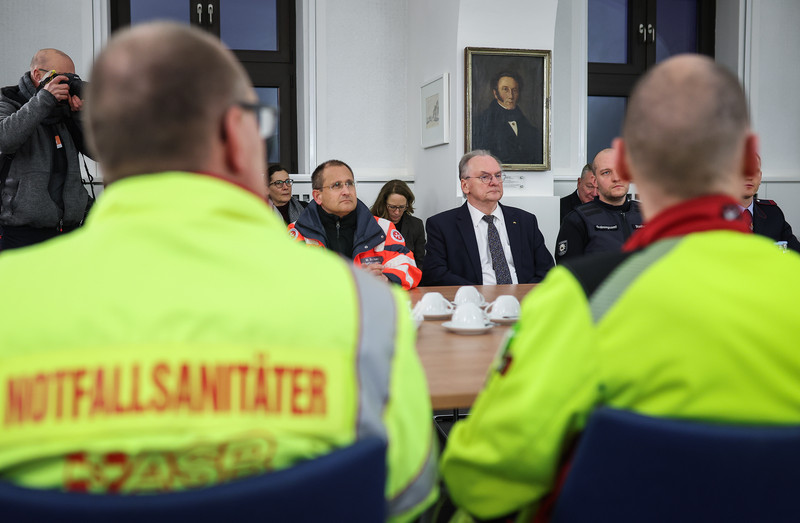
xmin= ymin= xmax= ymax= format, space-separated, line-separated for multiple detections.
xmin=621 ymin=212 xmax=630 ymax=240
xmin=336 ymin=219 xmax=340 ymax=239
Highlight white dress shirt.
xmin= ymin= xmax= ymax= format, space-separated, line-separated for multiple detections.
xmin=466 ymin=202 xmax=519 ymax=284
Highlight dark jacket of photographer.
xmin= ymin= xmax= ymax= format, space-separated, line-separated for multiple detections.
xmin=0 ymin=72 xmax=89 ymax=229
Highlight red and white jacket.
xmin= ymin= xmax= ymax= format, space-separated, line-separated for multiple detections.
xmin=288 ymin=200 xmax=421 ymax=290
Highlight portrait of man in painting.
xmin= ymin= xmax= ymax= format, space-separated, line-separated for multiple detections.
xmin=466 ymin=48 xmax=550 ymax=170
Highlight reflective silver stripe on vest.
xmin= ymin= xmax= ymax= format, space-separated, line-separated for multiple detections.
xmin=351 ymin=267 xmax=396 ymax=441
xmin=388 ymin=436 xmax=438 ymax=515
xmin=350 ymin=268 xmax=437 ymax=517
xmin=590 ymin=238 xmax=682 ymax=323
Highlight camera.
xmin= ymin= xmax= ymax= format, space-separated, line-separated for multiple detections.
xmin=41 ymin=72 xmax=88 ymax=99
xmin=60 ymin=73 xmax=87 ymax=98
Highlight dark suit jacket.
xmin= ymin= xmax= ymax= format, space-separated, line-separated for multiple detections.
xmin=398 ymin=214 xmax=426 ymax=270
xmin=753 ymin=199 xmax=800 ymax=252
xmin=423 ymin=202 xmax=554 ymax=286
xmin=474 ymin=102 xmax=542 ymax=165
xmin=560 ymin=190 xmax=582 ymax=223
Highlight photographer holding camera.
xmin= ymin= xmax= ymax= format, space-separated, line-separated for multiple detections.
xmin=0 ymin=48 xmax=91 ymax=250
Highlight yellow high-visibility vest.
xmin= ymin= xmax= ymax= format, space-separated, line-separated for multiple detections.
xmin=0 ymin=172 xmax=437 ymax=522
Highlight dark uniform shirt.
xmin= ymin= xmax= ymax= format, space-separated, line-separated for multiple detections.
xmin=560 ymin=190 xmax=583 ymax=223
xmin=752 ymin=199 xmax=800 ymax=253
xmin=556 ymin=198 xmax=644 ymax=263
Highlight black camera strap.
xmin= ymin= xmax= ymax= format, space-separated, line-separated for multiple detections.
xmin=0 ymin=153 xmax=14 ymax=189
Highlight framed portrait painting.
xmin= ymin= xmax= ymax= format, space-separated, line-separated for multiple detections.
xmin=465 ymin=47 xmax=551 ymax=171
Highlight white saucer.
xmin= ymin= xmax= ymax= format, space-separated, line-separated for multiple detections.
xmin=423 ymin=312 xmax=453 ymax=321
xmin=442 ymin=321 xmax=493 ymax=335
xmin=490 ymin=316 xmax=519 ymax=325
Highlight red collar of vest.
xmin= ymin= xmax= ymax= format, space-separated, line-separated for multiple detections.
xmin=623 ymin=195 xmax=751 ymax=252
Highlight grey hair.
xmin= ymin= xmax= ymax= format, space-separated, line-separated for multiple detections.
xmin=459 ymin=149 xmax=502 ymax=179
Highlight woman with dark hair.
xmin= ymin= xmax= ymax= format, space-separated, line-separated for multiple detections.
xmin=267 ymin=164 xmax=307 ymax=224
xmin=371 ymin=179 xmax=426 ymax=270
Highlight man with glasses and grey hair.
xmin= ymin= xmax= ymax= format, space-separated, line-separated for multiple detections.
xmin=288 ymin=159 xmax=422 ymax=289
xmin=424 ymin=150 xmax=554 ymax=286
xmin=0 ymin=23 xmax=437 ymax=521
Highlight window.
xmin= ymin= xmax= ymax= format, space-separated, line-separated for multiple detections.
xmin=110 ymin=0 xmax=297 ymax=171
xmin=587 ymin=0 xmax=715 ymax=159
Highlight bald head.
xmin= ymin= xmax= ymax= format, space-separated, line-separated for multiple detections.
xmin=86 ymin=22 xmax=252 ymax=183
xmin=29 ymin=49 xmax=74 ymax=86
xmin=620 ymin=54 xmax=751 ymax=201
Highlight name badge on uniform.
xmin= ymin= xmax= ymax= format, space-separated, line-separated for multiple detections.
xmin=595 ymin=224 xmax=618 ymax=231
xmin=361 ymin=256 xmax=382 ymax=266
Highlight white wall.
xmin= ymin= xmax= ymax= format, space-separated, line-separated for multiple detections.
xmin=0 ymin=0 xmax=95 ymax=86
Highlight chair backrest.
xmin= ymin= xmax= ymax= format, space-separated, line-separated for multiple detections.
xmin=0 ymin=437 xmax=386 ymax=523
xmin=551 ymin=408 xmax=800 ymax=523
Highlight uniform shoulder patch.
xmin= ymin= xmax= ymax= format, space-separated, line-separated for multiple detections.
xmin=756 ymin=199 xmax=777 ymax=206
xmin=289 ymin=228 xmax=299 ymax=239
xmin=391 ymin=229 xmax=404 ymax=243
xmin=557 ymin=240 xmax=568 ymax=257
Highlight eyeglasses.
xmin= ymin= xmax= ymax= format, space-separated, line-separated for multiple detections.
xmin=464 ymin=172 xmax=507 ymax=184
xmin=236 ymin=102 xmax=278 ymax=139
xmin=269 ymin=179 xmax=294 ymax=187
xmin=316 ymin=180 xmax=356 ymax=192
xmin=387 ymin=205 xmax=407 ymax=212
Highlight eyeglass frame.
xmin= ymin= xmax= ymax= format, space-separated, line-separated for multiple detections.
xmin=268 ymin=179 xmax=294 ymax=188
xmin=463 ymin=172 xmax=508 ymax=184
xmin=386 ymin=204 xmax=407 ymax=212
xmin=236 ymin=102 xmax=278 ymax=140
xmin=314 ymin=180 xmax=356 ymax=192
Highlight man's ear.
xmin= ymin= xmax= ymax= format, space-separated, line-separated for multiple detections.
xmin=612 ymin=138 xmax=632 ymax=183
xmin=742 ymin=133 xmax=760 ymax=179
xmin=312 ymin=189 xmax=323 ymax=205
xmin=31 ymin=68 xmax=43 ymax=86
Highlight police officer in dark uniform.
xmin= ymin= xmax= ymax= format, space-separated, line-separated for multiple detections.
xmin=556 ymin=148 xmax=644 ymax=263
xmin=559 ymin=163 xmax=598 ymax=223
xmin=739 ymin=155 xmax=800 ymax=252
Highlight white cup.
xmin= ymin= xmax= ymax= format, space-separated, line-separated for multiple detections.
xmin=415 ymin=292 xmax=455 ymax=316
xmin=485 ymin=295 xmax=521 ymax=320
xmin=451 ymin=302 xmax=490 ymax=328
xmin=453 ymin=286 xmax=486 ymax=307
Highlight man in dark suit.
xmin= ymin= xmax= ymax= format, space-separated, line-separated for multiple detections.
xmin=473 ymin=72 xmax=542 ymax=165
xmin=559 ymin=163 xmax=597 ymax=222
xmin=739 ymin=154 xmax=800 ymax=252
xmin=424 ymin=150 xmax=554 ymax=286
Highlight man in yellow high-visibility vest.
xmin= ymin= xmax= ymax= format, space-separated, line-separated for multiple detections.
xmin=0 ymin=22 xmax=437 ymax=522
xmin=441 ymin=54 xmax=800 ymax=522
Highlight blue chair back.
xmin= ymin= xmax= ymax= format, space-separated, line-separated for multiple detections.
xmin=551 ymin=408 xmax=800 ymax=523
xmin=0 ymin=437 xmax=386 ymax=523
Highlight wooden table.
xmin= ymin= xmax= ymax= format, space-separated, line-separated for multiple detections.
xmin=409 ymin=284 xmax=537 ymax=409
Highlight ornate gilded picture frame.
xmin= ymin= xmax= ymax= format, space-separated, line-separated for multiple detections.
xmin=466 ymin=47 xmax=551 ymax=171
